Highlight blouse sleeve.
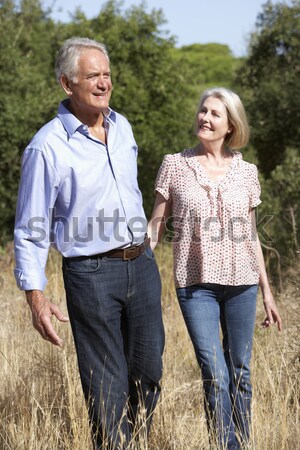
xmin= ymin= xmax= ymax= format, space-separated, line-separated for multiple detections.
xmin=154 ymin=154 xmax=174 ymax=201
xmin=249 ymin=164 xmax=262 ymax=209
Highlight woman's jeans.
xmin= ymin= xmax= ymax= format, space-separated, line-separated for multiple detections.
xmin=176 ymin=283 xmax=258 ymax=450
xmin=63 ymin=246 xmax=165 ymax=449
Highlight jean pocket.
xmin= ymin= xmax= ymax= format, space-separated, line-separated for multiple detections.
xmin=144 ymin=245 xmax=156 ymax=261
xmin=63 ymin=256 xmax=102 ymax=273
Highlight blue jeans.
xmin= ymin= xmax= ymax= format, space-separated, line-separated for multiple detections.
xmin=176 ymin=283 xmax=258 ymax=450
xmin=62 ymin=246 xmax=165 ymax=449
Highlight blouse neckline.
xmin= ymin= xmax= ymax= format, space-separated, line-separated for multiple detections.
xmin=183 ymin=148 xmax=242 ymax=190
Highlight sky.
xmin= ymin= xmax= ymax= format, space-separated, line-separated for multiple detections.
xmin=43 ymin=0 xmax=281 ymax=57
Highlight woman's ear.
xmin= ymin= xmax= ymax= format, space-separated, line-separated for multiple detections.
xmin=60 ymin=75 xmax=73 ymax=96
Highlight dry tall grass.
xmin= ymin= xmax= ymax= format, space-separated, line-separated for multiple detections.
xmin=0 ymin=243 xmax=299 ymax=450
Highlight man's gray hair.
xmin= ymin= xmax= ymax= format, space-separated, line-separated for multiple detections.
xmin=55 ymin=37 xmax=109 ymax=83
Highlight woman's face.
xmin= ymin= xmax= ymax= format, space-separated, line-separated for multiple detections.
xmin=196 ymin=96 xmax=232 ymax=144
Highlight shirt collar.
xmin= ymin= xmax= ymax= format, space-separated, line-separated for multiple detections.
xmin=104 ymin=108 xmax=116 ymax=125
xmin=57 ymin=99 xmax=117 ymax=138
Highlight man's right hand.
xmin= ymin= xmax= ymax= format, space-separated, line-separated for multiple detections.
xmin=26 ymin=290 xmax=69 ymax=347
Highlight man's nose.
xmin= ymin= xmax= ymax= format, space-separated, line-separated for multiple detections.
xmin=96 ymin=76 xmax=107 ymax=88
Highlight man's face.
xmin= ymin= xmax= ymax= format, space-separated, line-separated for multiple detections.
xmin=66 ymin=48 xmax=112 ymax=114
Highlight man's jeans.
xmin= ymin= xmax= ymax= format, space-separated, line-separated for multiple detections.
xmin=176 ymin=283 xmax=258 ymax=450
xmin=63 ymin=246 xmax=165 ymax=449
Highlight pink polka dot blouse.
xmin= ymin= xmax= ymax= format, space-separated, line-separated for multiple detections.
xmin=155 ymin=148 xmax=261 ymax=288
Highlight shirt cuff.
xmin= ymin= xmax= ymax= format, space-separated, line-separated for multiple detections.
xmin=14 ymin=268 xmax=47 ymax=291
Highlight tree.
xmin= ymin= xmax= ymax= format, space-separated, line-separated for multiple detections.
xmin=257 ymin=147 xmax=300 ymax=282
xmin=56 ymin=0 xmax=196 ymax=217
xmin=0 ymin=0 xmax=61 ymax=242
xmin=168 ymin=43 xmax=242 ymax=130
xmin=58 ymin=1 xmax=240 ymax=217
xmin=0 ymin=0 xmax=239 ymax=242
xmin=235 ymin=0 xmax=300 ymax=175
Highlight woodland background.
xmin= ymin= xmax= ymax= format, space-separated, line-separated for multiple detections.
xmin=0 ymin=0 xmax=299 ymax=277
xmin=0 ymin=1 xmax=299 ymax=449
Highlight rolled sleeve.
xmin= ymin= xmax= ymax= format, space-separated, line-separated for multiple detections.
xmin=249 ymin=165 xmax=262 ymax=209
xmin=154 ymin=154 xmax=174 ymax=201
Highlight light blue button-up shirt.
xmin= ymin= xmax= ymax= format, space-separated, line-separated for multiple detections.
xmin=14 ymin=100 xmax=147 ymax=291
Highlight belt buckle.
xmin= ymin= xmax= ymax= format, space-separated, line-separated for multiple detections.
xmin=123 ymin=246 xmax=140 ymax=260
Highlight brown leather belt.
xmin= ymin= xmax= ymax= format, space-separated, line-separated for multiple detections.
xmin=101 ymin=237 xmax=151 ymax=260
xmin=64 ymin=237 xmax=151 ymax=262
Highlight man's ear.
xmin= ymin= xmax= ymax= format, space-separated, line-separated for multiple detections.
xmin=60 ymin=75 xmax=73 ymax=96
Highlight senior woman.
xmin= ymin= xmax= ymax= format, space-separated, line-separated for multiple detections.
xmin=148 ymin=87 xmax=282 ymax=450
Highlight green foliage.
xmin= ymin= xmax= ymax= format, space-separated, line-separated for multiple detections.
xmin=69 ymin=1 xmax=196 ymax=215
xmin=232 ymin=0 xmax=300 ymax=270
xmin=169 ymin=43 xmax=242 ymax=121
xmin=1 ymin=0 xmax=298 ymax=277
xmin=258 ymin=148 xmax=300 ymax=268
xmin=12 ymin=0 xmax=238 ymax=219
xmin=0 ymin=0 xmax=62 ymax=241
xmin=235 ymin=0 xmax=300 ymax=175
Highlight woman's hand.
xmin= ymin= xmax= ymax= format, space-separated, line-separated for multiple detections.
xmin=261 ymin=290 xmax=283 ymax=332
xmin=148 ymin=192 xmax=171 ymax=250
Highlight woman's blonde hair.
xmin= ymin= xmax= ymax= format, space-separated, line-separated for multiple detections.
xmin=196 ymin=87 xmax=250 ymax=149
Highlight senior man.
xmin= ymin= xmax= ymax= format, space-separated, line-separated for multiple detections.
xmin=14 ymin=37 xmax=165 ymax=450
